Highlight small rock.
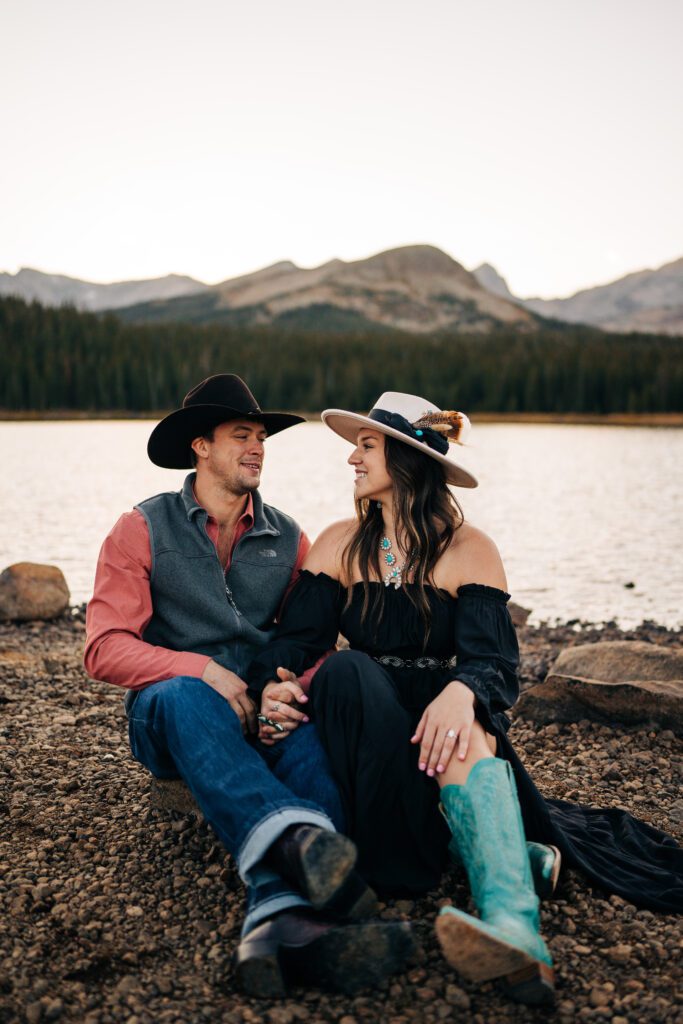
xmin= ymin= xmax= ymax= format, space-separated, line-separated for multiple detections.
xmin=509 ymin=601 xmax=531 ymax=627
xmin=150 ymin=778 xmax=202 ymax=817
xmin=43 ymin=999 xmax=64 ymax=1021
xmin=31 ymin=882 xmax=52 ymax=900
xmin=589 ymin=988 xmax=611 ymax=1007
xmin=125 ymin=905 xmax=144 ymax=918
xmin=52 ymin=714 xmax=77 ymax=727
xmin=26 ymin=1003 xmax=43 ymax=1024
xmin=444 ymin=983 xmax=470 ymax=1009
xmin=669 ymin=800 xmax=683 ymax=824
xmin=605 ymin=943 xmax=633 ymax=964
xmin=114 ymin=975 xmax=139 ymax=996
xmin=416 ymin=987 xmax=436 ymax=1000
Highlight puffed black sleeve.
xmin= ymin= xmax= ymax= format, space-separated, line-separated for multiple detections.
xmin=450 ymin=583 xmax=520 ymax=733
xmin=247 ymin=570 xmax=344 ymax=700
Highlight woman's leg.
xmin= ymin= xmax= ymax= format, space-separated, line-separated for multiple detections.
xmin=309 ymin=650 xmax=450 ymax=893
xmin=438 ymin=724 xmax=560 ymax=897
xmin=435 ymin=721 xmax=554 ymax=1006
xmin=436 ymin=720 xmax=496 ymax=786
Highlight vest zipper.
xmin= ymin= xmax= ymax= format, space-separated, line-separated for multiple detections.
xmin=224 ymin=580 xmax=242 ymax=617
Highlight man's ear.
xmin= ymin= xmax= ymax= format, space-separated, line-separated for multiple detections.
xmin=191 ymin=435 xmax=210 ymax=462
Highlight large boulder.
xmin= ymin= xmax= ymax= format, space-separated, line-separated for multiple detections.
xmin=516 ymin=640 xmax=683 ymax=733
xmin=0 ymin=562 xmax=70 ymax=621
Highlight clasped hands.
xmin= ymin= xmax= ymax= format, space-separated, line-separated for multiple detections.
xmin=258 ymin=667 xmax=310 ymax=745
xmin=202 ymin=661 xmax=308 ymax=742
xmin=258 ymin=672 xmax=475 ymax=767
xmin=203 ymin=659 xmax=474 ymax=770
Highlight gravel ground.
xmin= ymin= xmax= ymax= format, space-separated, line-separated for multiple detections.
xmin=1 ymin=611 xmax=682 ymax=1024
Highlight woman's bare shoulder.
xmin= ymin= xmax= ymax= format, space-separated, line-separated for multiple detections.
xmin=450 ymin=521 xmax=499 ymax=555
xmin=439 ymin=522 xmax=508 ymax=591
xmin=302 ymin=518 xmax=356 ymax=577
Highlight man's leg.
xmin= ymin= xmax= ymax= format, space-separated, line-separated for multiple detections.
xmin=255 ymin=724 xmax=378 ymax=921
xmin=128 ymin=676 xmax=335 ymax=928
xmin=257 ymin=723 xmax=345 ymax=832
xmin=127 ymin=676 xmax=416 ymax=995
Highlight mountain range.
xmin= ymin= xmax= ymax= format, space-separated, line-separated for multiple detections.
xmin=2 ymin=247 xmax=682 ymax=335
xmin=472 ymin=258 xmax=683 ymax=335
xmin=112 ymin=246 xmax=535 ymax=334
xmin=0 ymin=267 xmax=210 ymax=310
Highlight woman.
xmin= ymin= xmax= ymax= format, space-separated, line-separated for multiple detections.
xmin=248 ymin=391 xmax=683 ymax=1006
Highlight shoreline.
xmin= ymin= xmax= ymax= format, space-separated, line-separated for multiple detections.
xmin=1 ymin=410 xmax=683 ymax=427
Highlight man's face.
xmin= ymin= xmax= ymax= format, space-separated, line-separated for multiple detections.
xmin=193 ymin=419 xmax=267 ymax=495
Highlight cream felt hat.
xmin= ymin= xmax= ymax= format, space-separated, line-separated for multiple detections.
xmin=322 ymin=392 xmax=478 ymax=488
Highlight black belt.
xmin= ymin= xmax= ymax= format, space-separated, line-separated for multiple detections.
xmin=372 ymin=654 xmax=458 ymax=670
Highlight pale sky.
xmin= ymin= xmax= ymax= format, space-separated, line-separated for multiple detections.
xmin=2 ymin=0 xmax=681 ymax=298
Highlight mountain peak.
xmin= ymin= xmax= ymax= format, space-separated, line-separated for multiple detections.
xmin=472 ymin=263 xmax=516 ymax=302
xmin=359 ymin=244 xmax=464 ymax=274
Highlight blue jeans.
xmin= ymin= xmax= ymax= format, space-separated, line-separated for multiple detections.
xmin=127 ymin=676 xmax=345 ymax=933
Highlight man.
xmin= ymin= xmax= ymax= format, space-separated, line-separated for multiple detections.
xmin=84 ymin=374 xmax=414 ymax=996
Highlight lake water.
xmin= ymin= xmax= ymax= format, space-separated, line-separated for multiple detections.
xmin=1 ymin=421 xmax=681 ymax=628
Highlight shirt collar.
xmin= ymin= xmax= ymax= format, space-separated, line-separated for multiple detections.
xmin=181 ymin=472 xmax=255 ymax=526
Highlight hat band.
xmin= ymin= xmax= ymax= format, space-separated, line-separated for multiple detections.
xmin=368 ymin=409 xmax=449 ymax=456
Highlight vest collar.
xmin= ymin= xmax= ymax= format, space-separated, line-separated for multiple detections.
xmin=181 ymin=473 xmax=280 ymax=537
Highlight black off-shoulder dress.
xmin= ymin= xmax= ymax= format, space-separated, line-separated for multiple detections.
xmin=248 ymin=571 xmax=683 ymax=912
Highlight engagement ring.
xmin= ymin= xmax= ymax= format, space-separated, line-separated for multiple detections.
xmin=446 ymin=728 xmax=456 ymax=739
xmin=271 ymin=702 xmax=281 ymax=712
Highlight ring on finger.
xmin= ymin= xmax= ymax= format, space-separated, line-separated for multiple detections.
xmin=446 ymin=728 xmax=456 ymax=739
xmin=271 ymin=702 xmax=281 ymax=712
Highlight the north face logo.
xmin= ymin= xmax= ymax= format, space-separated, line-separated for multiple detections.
xmin=260 ymin=549 xmax=277 ymax=557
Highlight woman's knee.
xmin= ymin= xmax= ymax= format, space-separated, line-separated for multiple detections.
xmin=437 ymin=721 xmax=496 ymax=787
xmin=312 ymin=649 xmax=388 ymax=703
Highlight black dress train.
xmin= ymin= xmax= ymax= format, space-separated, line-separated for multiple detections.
xmin=248 ymin=571 xmax=683 ymax=913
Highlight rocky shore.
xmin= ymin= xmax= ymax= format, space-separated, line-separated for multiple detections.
xmin=0 ymin=611 xmax=681 ymax=1024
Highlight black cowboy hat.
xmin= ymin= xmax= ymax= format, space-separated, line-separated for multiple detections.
xmin=147 ymin=374 xmax=305 ymax=469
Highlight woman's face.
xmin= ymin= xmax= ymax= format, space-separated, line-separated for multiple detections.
xmin=348 ymin=429 xmax=393 ymax=502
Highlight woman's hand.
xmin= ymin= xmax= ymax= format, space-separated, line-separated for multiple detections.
xmin=411 ymin=680 xmax=475 ymax=775
xmin=259 ymin=667 xmax=310 ymax=745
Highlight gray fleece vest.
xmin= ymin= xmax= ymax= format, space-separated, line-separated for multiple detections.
xmin=135 ymin=473 xmax=301 ymax=679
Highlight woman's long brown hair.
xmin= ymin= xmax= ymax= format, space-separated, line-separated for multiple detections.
xmin=342 ymin=435 xmax=464 ymax=643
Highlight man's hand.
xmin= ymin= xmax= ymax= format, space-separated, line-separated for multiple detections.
xmin=259 ymin=668 xmax=310 ymax=746
xmin=411 ymin=680 xmax=475 ymax=776
xmin=202 ymin=661 xmax=257 ymax=735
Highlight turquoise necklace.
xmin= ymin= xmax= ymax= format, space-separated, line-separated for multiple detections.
xmin=380 ymin=536 xmax=411 ymax=589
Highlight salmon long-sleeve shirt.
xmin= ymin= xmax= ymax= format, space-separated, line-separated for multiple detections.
xmin=84 ymin=495 xmax=310 ymax=690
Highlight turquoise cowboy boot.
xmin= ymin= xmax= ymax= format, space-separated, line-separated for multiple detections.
xmin=527 ymin=842 xmax=562 ymax=900
xmin=436 ymin=758 xmax=555 ymax=1006
xmin=441 ymin=809 xmax=561 ymax=900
